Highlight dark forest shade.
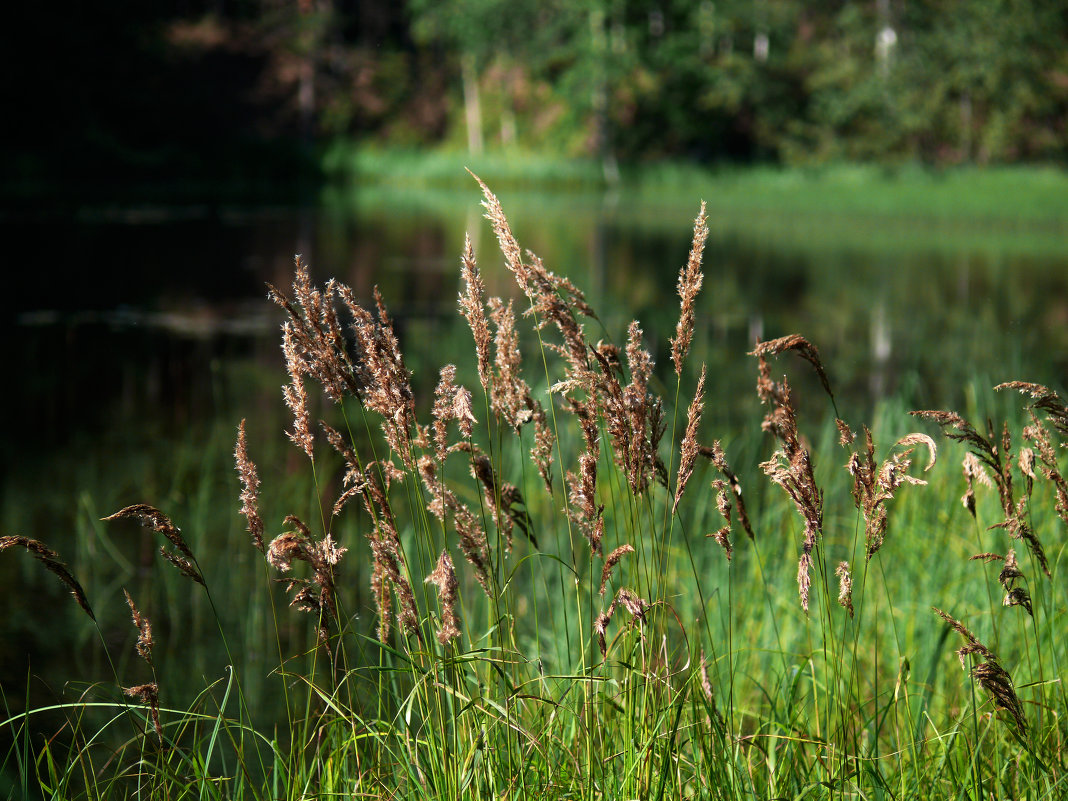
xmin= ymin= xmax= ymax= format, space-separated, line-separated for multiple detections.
xmin=5 ymin=0 xmax=1067 ymax=204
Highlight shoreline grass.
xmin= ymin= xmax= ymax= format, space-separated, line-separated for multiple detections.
xmin=328 ymin=143 xmax=1068 ymax=226
xmin=4 ymin=177 xmax=1068 ymax=799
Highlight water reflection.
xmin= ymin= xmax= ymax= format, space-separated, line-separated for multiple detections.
xmin=9 ymin=188 xmax=1068 ymax=508
xmin=9 ymin=187 xmax=1068 ymax=487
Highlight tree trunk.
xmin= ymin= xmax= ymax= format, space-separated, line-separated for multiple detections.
xmin=462 ymin=54 xmax=483 ymax=156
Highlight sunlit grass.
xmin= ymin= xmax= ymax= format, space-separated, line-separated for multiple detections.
xmin=327 ymin=143 xmax=1068 ymax=227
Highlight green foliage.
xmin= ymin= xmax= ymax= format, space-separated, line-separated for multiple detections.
xmin=12 ymin=0 xmax=1066 ymax=200
xmin=404 ymin=0 xmax=1068 ymax=165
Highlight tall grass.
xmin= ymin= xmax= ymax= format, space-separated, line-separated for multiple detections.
xmin=4 ymin=178 xmax=1068 ymax=800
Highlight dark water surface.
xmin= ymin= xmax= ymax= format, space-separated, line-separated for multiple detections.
xmin=10 ymin=189 xmax=1068 ymax=443
xmin=4 ymin=185 xmax=1067 ymax=779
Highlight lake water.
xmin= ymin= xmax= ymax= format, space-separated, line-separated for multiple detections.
xmin=10 ymin=186 xmax=1068 ymax=445
xmin=4 ymin=183 xmax=1067 ymax=777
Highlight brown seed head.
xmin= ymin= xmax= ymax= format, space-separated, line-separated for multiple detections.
xmin=123 ymin=682 xmax=163 ymax=742
xmin=835 ymin=561 xmax=854 ymax=617
xmin=599 ymin=544 xmax=635 ymax=596
xmin=418 ymin=455 xmax=493 ymax=595
xmin=0 ymin=536 xmax=95 ymax=620
xmin=836 ymin=418 xmax=855 ymax=446
xmin=425 ymin=550 xmax=461 ymax=644
xmin=432 ymin=365 xmax=466 ymax=461
xmin=670 ymin=202 xmax=708 ymax=376
xmin=123 ymin=589 xmax=154 ymax=666
xmin=749 ymin=334 xmax=834 ymax=403
xmin=459 ymin=234 xmax=492 ymax=392
xmin=673 ymin=365 xmax=706 ymax=514
xmin=235 ymin=420 xmax=265 ymax=552
xmin=708 ymin=526 xmax=733 ymax=562
xmin=104 ymin=505 xmax=203 ymax=585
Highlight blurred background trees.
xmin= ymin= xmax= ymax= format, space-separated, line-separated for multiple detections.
xmin=5 ymin=0 xmax=1067 ymax=193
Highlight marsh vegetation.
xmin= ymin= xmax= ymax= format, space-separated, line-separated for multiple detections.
xmin=4 ymin=178 xmax=1068 ymax=800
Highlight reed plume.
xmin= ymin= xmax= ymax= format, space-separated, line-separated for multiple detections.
xmin=530 ymin=403 xmax=555 ymax=496
xmin=589 ymin=343 xmax=631 ymax=501
xmin=699 ymin=442 xmax=754 ymax=539
xmin=913 ymin=410 xmax=1050 ymax=576
xmin=432 ymin=364 xmax=476 ymax=462
xmin=473 ymin=172 xmax=594 ymax=374
xmin=347 ymin=461 xmax=418 ymax=641
xmin=707 ymin=480 xmax=733 ymax=561
xmin=272 ymin=258 xmax=419 ymax=468
xmin=0 ymin=536 xmax=94 ymax=620
xmin=459 ymin=234 xmax=492 ymax=392
xmin=996 ymin=381 xmax=1068 ymax=440
xmin=1021 ymin=414 xmax=1068 ymax=528
xmin=622 ymin=321 xmax=665 ymax=495
xmin=419 ymin=455 xmax=492 ymax=595
xmin=566 ymin=397 xmax=604 ymax=554
xmin=835 ymin=561 xmax=854 ymax=617
xmin=486 ymin=296 xmax=530 ymax=426
xmin=122 ymin=589 xmax=162 ymax=741
xmin=104 ymin=505 xmax=204 ymax=585
xmin=486 ymin=296 xmax=555 ymax=493
xmin=266 ymin=515 xmax=348 ymax=647
xmin=934 ymin=607 xmax=1027 ymax=732
xmin=999 ymin=548 xmax=1033 ymax=616
xmin=234 ymin=419 xmax=265 ymax=552
xmin=751 ymin=344 xmax=823 ymax=612
xmin=972 ymin=549 xmax=1033 ymax=616
xmin=459 ymin=442 xmax=536 ymax=551
xmin=836 ymin=418 xmax=856 ymax=446
xmin=670 ymin=202 xmax=708 ymax=376
xmin=594 ymin=587 xmax=649 ymax=657
xmin=847 ymin=429 xmax=936 ymax=560
xmin=673 ymin=365 xmax=706 ymax=514
xmin=337 ymin=284 xmax=417 ymax=467
xmin=750 ymin=334 xmax=835 ymax=404
xmin=321 ymin=421 xmax=363 ymax=516
xmin=124 ymin=589 xmax=154 ymax=667
xmin=123 ymin=682 xmax=162 ymax=743
xmin=281 ymin=323 xmax=315 ymax=460
xmin=600 ymin=544 xmax=635 ymax=596
xmin=269 ymin=259 xmax=359 ymax=404
xmin=960 ymin=451 xmax=992 ymax=517
xmin=425 ymin=550 xmax=461 ymax=644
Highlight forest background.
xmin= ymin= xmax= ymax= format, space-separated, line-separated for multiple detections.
xmin=7 ymin=0 xmax=1068 ymax=200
